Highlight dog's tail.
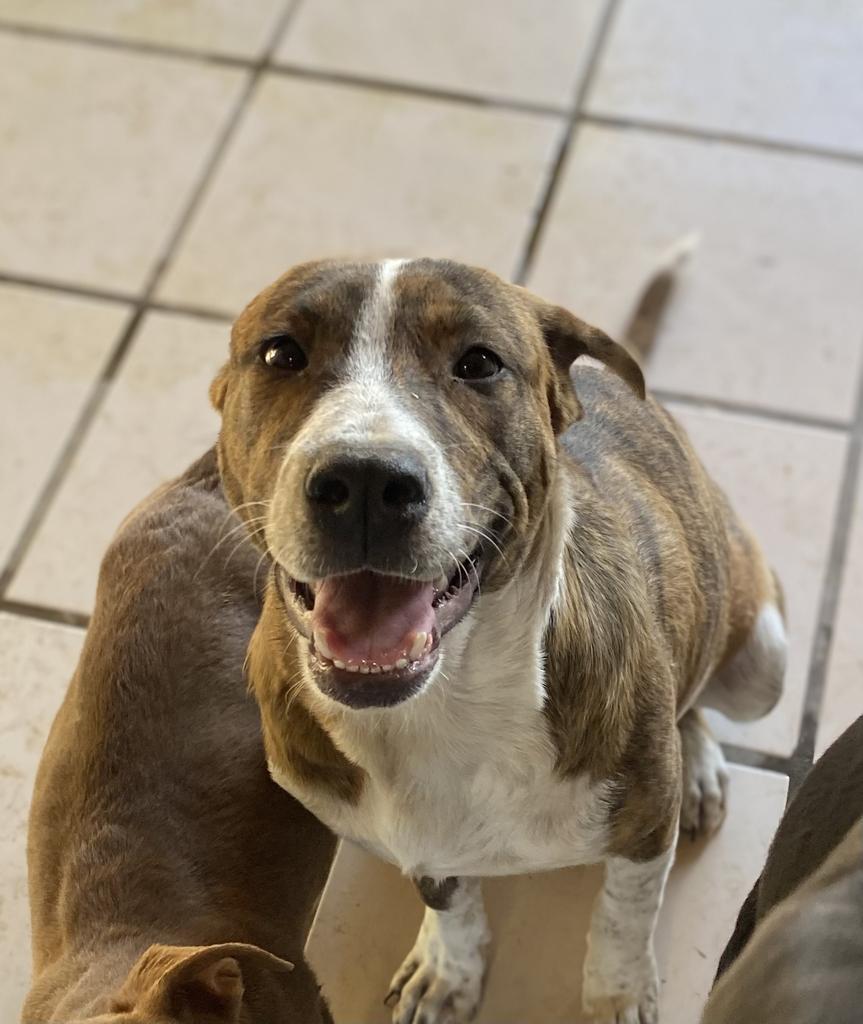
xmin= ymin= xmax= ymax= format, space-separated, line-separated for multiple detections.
xmin=622 ymin=233 xmax=699 ymax=361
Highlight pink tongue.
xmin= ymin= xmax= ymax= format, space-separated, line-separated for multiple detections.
xmin=312 ymin=572 xmax=435 ymax=666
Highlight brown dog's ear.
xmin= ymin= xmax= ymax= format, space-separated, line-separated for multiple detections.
xmin=117 ymin=942 xmax=294 ymax=1020
xmin=536 ymin=302 xmax=645 ymax=398
xmin=210 ymin=362 xmax=230 ymax=412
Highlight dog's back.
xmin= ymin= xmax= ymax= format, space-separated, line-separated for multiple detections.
xmin=23 ymin=450 xmax=336 ymax=1023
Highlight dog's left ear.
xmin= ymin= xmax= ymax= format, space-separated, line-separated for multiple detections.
xmin=117 ymin=942 xmax=294 ymax=1021
xmin=531 ymin=300 xmax=645 ymax=433
xmin=210 ymin=362 xmax=230 ymax=412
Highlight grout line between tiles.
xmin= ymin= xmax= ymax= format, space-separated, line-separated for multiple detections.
xmin=0 ymin=271 xmax=138 ymax=307
xmin=0 ymin=598 xmax=90 ymax=630
xmin=789 ymin=350 xmax=863 ymax=781
xmin=148 ymin=298 xmax=234 ymax=324
xmin=720 ymin=743 xmax=805 ymax=786
xmin=582 ymin=112 xmax=863 ymax=168
xmin=512 ymin=0 xmax=622 ymax=284
xmin=268 ymin=62 xmax=568 ymax=117
xmin=0 ymin=0 xmax=303 ymax=599
xmin=0 ymin=271 xmax=235 ymax=323
xmin=0 ymin=16 xmax=259 ymax=68
xmin=653 ymin=389 xmax=852 ymax=435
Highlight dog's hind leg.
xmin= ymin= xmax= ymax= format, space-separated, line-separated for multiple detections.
xmin=698 ymin=531 xmax=787 ymax=726
xmin=679 ymin=708 xmax=730 ymax=838
xmin=699 ymin=598 xmax=787 ymax=723
xmin=386 ymin=876 xmax=489 ymax=1024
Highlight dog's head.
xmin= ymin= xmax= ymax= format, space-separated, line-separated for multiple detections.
xmin=213 ymin=259 xmax=643 ymax=710
xmin=80 ymin=943 xmax=332 ymax=1024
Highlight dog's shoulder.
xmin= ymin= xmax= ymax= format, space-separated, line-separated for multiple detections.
xmin=95 ymin=449 xmax=259 ymax=623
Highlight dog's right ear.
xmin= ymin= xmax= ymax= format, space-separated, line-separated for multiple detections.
xmin=515 ymin=287 xmax=646 ymax=434
xmin=210 ymin=362 xmax=230 ymax=412
xmin=114 ymin=942 xmax=294 ymax=1021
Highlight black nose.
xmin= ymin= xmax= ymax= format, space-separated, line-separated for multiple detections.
xmin=305 ymin=450 xmax=430 ymax=549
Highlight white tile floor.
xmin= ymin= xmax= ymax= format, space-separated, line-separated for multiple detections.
xmin=1 ymin=1 xmax=862 ymax=1021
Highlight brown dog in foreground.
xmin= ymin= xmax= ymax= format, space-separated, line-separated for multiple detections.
xmin=22 ymin=451 xmax=336 ymax=1024
xmin=210 ymin=257 xmax=787 ymax=1023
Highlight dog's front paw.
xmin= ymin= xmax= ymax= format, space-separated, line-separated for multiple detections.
xmin=679 ymin=711 xmax=730 ymax=839
xmin=582 ymin=947 xmax=659 ymax=1024
xmin=384 ymin=921 xmax=485 ymax=1024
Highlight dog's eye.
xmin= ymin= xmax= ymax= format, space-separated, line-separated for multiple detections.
xmin=260 ymin=335 xmax=308 ymax=372
xmin=454 ymin=347 xmax=502 ymax=381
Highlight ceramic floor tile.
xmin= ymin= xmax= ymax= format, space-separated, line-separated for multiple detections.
xmin=0 ymin=33 xmax=244 ymax=292
xmin=9 ymin=312 xmax=225 ymax=614
xmin=0 ymin=0 xmax=287 ymax=57
xmin=0 ymin=613 xmax=85 ymax=1022
xmin=306 ymin=765 xmax=788 ymax=1023
xmin=528 ymin=125 xmax=863 ymax=422
xmin=158 ymin=74 xmax=562 ymax=314
xmin=665 ymin=405 xmax=847 ymax=757
xmin=587 ymin=0 xmax=863 ymax=154
xmin=0 ymin=285 xmax=128 ymax=571
xmin=277 ymin=0 xmax=608 ymax=107
xmin=816 ymin=462 xmax=863 ymax=757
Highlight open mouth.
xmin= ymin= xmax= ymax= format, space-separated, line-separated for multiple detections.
xmin=279 ymin=547 xmax=483 ymax=708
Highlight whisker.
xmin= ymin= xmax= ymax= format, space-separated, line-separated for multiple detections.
xmin=458 ymin=522 xmax=508 ymax=567
xmin=253 ymin=545 xmax=273 ymax=594
xmin=458 ymin=502 xmax=513 ymax=527
xmin=195 ymin=513 xmax=270 ymax=579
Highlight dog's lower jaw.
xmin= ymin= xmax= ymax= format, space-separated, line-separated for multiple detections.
xmin=582 ymin=849 xmax=674 ymax=1024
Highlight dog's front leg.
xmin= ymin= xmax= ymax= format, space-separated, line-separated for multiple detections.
xmin=385 ymin=875 xmax=489 ymax=1024
xmin=582 ymin=847 xmax=675 ymax=1024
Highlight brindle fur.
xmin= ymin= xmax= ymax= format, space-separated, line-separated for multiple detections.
xmin=544 ymin=370 xmax=777 ymax=857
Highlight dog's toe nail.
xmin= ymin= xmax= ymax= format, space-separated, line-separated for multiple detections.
xmin=384 ymin=989 xmax=399 ymax=1008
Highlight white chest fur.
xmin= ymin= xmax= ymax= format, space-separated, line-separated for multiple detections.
xmin=270 ymin=557 xmax=612 ymax=880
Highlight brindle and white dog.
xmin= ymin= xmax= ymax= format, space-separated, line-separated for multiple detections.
xmin=210 ymin=258 xmax=787 ymax=1024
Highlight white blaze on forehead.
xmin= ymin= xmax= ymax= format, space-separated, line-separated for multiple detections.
xmin=269 ymin=256 xmax=464 ymax=581
xmin=344 ymin=258 xmax=408 ymax=389
xmin=286 ymin=257 xmax=438 ymax=456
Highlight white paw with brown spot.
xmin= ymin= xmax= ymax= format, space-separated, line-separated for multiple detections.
xmin=385 ymin=910 xmax=487 ymax=1024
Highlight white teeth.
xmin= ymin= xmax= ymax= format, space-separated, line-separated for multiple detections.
xmin=409 ymin=632 xmax=427 ymax=661
xmin=333 ymin=659 xmax=346 ymax=670
xmin=345 ymin=662 xmax=361 ymax=673
xmin=314 ymin=630 xmax=334 ymax=661
xmin=381 ymin=663 xmax=393 ymax=672
xmin=395 ymin=658 xmax=408 ymax=669
xmin=370 ymin=664 xmax=382 ymax=674
xmin=360 ymin=664 xmax=370 ymax=674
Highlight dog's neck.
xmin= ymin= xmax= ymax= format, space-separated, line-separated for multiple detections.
xmin=27 ymin=938 xmax=142 ymax=1021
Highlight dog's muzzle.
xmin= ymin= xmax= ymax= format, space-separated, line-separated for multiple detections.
xmin=272 ymin=444 xmax=484 ymax=708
